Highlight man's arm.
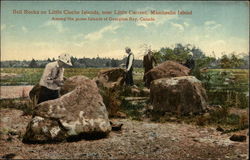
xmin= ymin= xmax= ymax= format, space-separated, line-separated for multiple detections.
xmin=56 ymin=68 xmax=64 ymax=81
xmin=53 ymin=68 xmax=64 ymax=86
xmin=41 ymin=64 xmax=54 ymax=84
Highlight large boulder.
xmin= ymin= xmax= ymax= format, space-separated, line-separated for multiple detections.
xmin=94 ymin=68 xmax=126 ymax=89
xmin=150 ymin=76 xmax=208 ymax=115
xmin=144 ymin=61 xmax=190 ymax=87
xmin=23 ymin=76 xmax=111 ymax=142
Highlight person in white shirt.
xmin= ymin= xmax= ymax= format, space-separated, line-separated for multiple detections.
xmin=125 ymin=47 xmax=134 ymax=86
xmin=37 ymin=53 xmax=72 ymax=104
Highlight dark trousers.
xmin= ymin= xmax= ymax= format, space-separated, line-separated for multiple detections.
xmin=37 ymin=86 xmax=59 ymax=104
xmin=125 ymin=69 xmax=134 ymax=86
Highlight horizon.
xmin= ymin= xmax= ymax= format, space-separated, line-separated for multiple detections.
xmin=1 ymin=50 xmax=249 ymax=62
xmin=1 ymin=1 xmax=249 ymax=61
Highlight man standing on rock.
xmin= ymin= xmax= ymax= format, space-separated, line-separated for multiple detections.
xmin=37 ymin=53 xmax=72 ymax=104
xmin=125 ymin=47 xmax=134 ymax=86
xmin=143 ymin=48 xmax=157 ymax=87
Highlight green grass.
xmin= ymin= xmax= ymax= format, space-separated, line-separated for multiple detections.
xmin=0 ymin=67 xmax=144 ymax=86
xmin=0 ymin=68 xmax=103 ymax=85
xmin=1 ymin=68 xmax=43 ymax=85
xmin=200 ymin=69 xmax=249 ymax=108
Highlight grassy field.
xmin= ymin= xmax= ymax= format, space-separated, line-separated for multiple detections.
xmin=0 ymin=68 xmax=144 ymax=86
xmin=1 ymin=67 xmax=249 ymax=108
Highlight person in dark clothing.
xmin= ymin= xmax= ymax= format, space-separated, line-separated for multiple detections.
xmin=143 ymin=49 xmax=157 ymax=86
xmin=184 ymin=52 xmax=195 ymax=70
xmin=125 ymin=47 xmax=134 ymax=86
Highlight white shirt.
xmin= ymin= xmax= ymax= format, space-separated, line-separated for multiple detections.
xmin=39 ymin=61 xmax=64 ymax=90
xmin=127 ymin=53 xmax=134 ymax=71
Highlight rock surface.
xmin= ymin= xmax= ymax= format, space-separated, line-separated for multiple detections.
xmin=150 ymin=76 xmax=208 ymax=115
xmin=60 ymin=76 xmax=89 ymax=95
xmin=144 ymin=61 xmax=190 ymax=87
xmin=94 ymin=68 xmax=126 ymax=89
xmin=23 ymin=76 xmax=111 ymax=142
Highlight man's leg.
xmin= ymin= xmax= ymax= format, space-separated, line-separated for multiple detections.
xmin=37 ymin=86 xmax=59 ymax=104
xmin=128 ymin=69 xmax=134 ymax=86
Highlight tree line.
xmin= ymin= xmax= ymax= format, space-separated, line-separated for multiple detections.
xmin=154 ymin=43 xmax=249 ymax=69
xmin=1 ymin=43 xmax=249 ymax=69
xmin=1 ymin=57 xmax=143 ymax=68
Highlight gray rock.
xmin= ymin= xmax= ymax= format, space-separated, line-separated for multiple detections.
xmin=23 ymin=76 xmax=111 ymax=142
xmin=150 ymin=76 xmax=208 ymax=115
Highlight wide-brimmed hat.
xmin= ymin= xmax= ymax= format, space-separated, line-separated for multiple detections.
xmin=58 ymin=53 xmax=72 ymax=66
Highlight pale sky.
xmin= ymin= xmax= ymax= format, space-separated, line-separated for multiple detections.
xmin=1 ymin=1 xmax=249 ymax=60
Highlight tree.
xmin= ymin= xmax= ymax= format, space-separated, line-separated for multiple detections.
xmin=29 ymin=58 xmax=38 ymax=68
xmin=219 ymin=54 xmax=244 ymax=69
xmin=111 ymin=58 xmax=118 ymax=67
xmin=105 ymin=61 xmax=110 ymax=67
xmin=219 ymin=55 xmax=231 ymax=68
xmin=230 ymin=54 xmax=244 ymax=68
xmin=47 ymin=58 xmax=52 ymax=62
xmin=70 ymin=56 xmax=78 ymax=67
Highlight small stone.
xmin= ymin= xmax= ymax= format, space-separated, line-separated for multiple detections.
xmin=229 ymin=134 xmax=246 ymax=142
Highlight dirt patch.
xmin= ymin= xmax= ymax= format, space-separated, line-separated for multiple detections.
xmin=0 ymin=85 xmax=33 ymax=99
xmin=0 ymin=108 xmax=248 ymax=159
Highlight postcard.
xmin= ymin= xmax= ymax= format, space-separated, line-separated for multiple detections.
xmin=0 ymin=1 xmax=249 ymax=159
